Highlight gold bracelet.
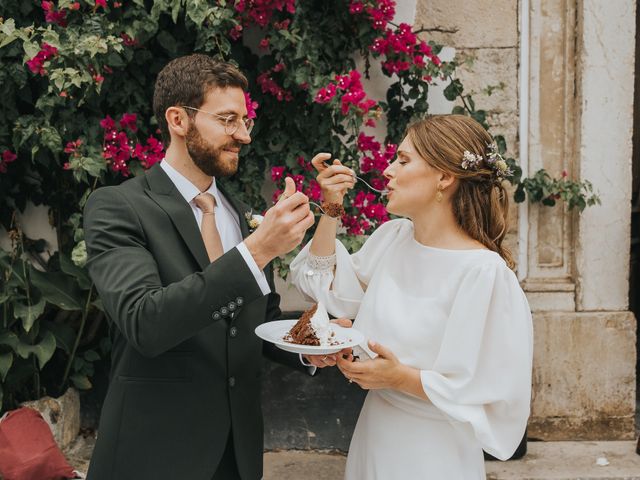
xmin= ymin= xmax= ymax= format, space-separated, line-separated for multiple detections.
xmin=321 ymin=202 xmax=345 ymax=218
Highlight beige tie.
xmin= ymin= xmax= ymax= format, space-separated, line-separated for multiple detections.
xmin=194 ymin=192 xmax=224 ymax=262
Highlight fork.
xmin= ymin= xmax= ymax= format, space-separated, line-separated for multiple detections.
xmin=322 ymin=162 xmax=388 ymax=195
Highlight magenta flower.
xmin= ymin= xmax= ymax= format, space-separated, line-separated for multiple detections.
xmin=119 ymin=113 xmax=138 ymax=132
xmin=99 ymin=115 xmax=115 ymax=130
xmin=95 ymin=0 xmax=107 ymax=8
xmin=244 ymin=92 xmax=259 ymax=119
xmin=42 ymin=1 xmax=68 ymax=27
xmin=0 ymin=150 xmax=17 ymax=173
xmin=314 ymin=84 xmax=337 ymax=104
xmin=26 ymin=43 xmax=59 ymax=76
xmin=271 ymin=166 xmax=286 ymax=181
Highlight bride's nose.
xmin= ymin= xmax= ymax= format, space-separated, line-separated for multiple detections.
xmin=383 ymin=164 xmax=394 ymax=179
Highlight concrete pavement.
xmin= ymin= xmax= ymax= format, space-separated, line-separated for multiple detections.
xmin=62 ymin=436 xmax=640 ymax=479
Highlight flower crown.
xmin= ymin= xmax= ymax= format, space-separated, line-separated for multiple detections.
xmin=461 ymin=143 xmax=513 ymax=180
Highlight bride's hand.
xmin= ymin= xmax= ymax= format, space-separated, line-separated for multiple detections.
xmin=303 ymin=318 xmax=353 ymax=368
xmin=311 ymin=152 xmax=356 ymax=204
xmin=337 ymin=340 xmax=407 ymax=390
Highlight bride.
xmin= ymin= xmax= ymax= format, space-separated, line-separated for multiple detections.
xmin=290 ymin=114 xmax=533 ymax=479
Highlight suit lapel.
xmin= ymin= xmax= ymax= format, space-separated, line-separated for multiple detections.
xmin=144 ymin=165 xmax=210 ymax=270
xmin=217 ymin=183 xmax=251 ymax=239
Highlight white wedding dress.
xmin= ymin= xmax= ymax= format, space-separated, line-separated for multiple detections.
xmin=290 ymin=219 xmax=533 ymax=479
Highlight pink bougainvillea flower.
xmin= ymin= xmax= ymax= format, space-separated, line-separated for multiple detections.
xmin=95 ymin=0 xmax=107 ymax=8
xmin=64 ymin=139 xmax=82 ymax=154
xmin=244 ymin=92 xmax=259 ymax=119
xmin=235 ymin=0 xmax=295 ymax=28
xmin=99 ymin=115 xmax=115 ymax=130
xmin=119 ymin=113 xmax=138 ymax=132
xmin=0 ymin=150 xmax=17 ymax=173
xmin=120 ymin=33 xmax=138 ymax=47
xmin=259 ymin=37 xmax=270 ymax=50
xmin=42 ymin=0 xmax=68 ymax=27
xmin=314 ymin=84 xmax=337 ymax=104
xmin=257 ymin=65 xmax=293 ymax=102
xmin=271 ymin=166 xmax=285 ymax=182
xmin=26 ymin=43 xmax=59 ymax=76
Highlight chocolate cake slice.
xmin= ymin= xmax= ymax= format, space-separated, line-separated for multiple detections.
xmin=284 ymin=303 xmax=321 ymax=345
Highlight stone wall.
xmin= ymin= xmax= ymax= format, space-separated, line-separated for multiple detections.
xmin=412 ymin=0 xmax=638 ymax=441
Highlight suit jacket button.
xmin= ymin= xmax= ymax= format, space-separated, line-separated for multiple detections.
xmin=228 ymin=302 xmax=237 ymax=311
xmin=236 ymin=297 xmax=244 ymax=306
xmin=220 ymin=306 xmax=229 ymax=316
xmin=229 ymin=326 xmax=238 ymax=338
xmin=212 ymin=311 xmax=221 ymax=321
xmin=228 ymin=377 xmax=236 ymax=388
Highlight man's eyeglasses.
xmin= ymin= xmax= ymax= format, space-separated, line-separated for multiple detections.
xmin=182 ymin=106 xmax=254 ymax=136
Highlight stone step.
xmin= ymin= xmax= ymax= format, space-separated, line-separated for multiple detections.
xmin=264 ymin=442 xmax=640 ymax=480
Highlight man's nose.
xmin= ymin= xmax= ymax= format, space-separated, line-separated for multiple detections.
xmin=233 ymin=123 xmax=251 ymax=144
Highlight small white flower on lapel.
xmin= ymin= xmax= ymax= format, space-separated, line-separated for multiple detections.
xmin=245 ymin=211 xmax=263 ymax=231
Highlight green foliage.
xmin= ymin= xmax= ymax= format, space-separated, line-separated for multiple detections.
xmin=0 ymin=0 xmax=598 ymax=411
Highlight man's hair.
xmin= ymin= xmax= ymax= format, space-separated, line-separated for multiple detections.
xmin=152 ymin=54 xmax=248 ymax=146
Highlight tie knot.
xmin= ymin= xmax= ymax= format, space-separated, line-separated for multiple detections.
xmin=194 ymin=192 xmax=217 ymax=214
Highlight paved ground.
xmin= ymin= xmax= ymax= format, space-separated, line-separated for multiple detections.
xmin=63 ymin=436 xmax=640 ymax=479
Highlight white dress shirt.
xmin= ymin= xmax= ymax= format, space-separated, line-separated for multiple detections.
xmin=160 ymin=160 xmax=270 ymax=295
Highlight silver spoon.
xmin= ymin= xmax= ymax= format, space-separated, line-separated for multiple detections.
xmin=323 ymin=162 xmax=388 ymax=195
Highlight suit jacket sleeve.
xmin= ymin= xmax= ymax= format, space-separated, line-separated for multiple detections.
xmin=84 ymin=186 xmax=265 ymax=358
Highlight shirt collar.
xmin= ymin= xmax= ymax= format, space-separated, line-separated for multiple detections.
xmin=160 ymin=160 xmax=219 ymax=204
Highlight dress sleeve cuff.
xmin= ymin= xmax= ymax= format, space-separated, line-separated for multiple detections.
xmin=299 ymin=354 xmax=317 ymax=376
xmin=237 ymin=241 xmax=271 ymax=296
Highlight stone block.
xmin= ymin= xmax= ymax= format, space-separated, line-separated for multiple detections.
xmin=529 ymin=311 xmax=636 ymax=440
xmin=453 ymin=47 xmax=519 ymax=116
xmin=415 ymin=0 xmax=518 ymax=48
xmin=21 ymin=387 xmax=80 ymax=450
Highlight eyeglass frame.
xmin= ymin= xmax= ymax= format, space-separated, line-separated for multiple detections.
xmin=181 ymin=106 xmax=254 ymax=136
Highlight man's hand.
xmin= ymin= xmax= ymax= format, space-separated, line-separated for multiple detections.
xmin=303 ymin=318 xmax=353 ymax=368
xmin=245 ymin=177 xmax=315 ymax=269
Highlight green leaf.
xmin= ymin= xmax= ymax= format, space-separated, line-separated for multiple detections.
xmin=70 ymin=373 xmax=92 ymax=390
xmin=60 ymin=253 xmax=91 ymax=289
xmin=0 ymin=332 xmax=19 ymax=351
xmin=13 ymin=297 xmax=46 ymax=332
xmin=40 ymin=320 xmax=75 ymax=355
xmin=443 ymin=78 xmax=463 ymax=101
xmin=0 ymin=250 xmax=27 ymax=288
xmin=29 ymin=267 xmax=83 ymax=311
xmin=83 ymin=349 xmax=100 ymax=362
xmin=0 ymin=352 xmax=13 ymax=382
xmin=14 ymin=330 xmax=56 ymax=369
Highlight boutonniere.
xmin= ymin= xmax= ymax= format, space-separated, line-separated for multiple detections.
xmin=245 ymin=211 xmax=264 ymax=232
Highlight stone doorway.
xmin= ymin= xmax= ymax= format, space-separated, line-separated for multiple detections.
xmin=631 ymin=0 xmax=640 ymax=437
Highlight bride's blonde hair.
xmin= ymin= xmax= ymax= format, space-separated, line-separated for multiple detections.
xmin=406 ymin=114 xmax=515 ymax=269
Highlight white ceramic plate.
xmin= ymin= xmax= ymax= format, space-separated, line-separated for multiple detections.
xmin=255 ymin=319 xmax=365 ymax=355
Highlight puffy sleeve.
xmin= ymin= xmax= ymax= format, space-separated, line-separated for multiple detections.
xmin=420 ymin=262 xmax=533 ymax=460
xmin=290 ymin=219 xmax=409 ymax=318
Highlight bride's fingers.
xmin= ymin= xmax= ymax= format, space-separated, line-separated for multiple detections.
xmin=331 ymin=318 xmax=353 ymax=328
xmin=311 ymin=152 xmax=332 ymax=172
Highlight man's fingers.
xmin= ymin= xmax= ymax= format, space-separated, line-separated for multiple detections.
xmin=278 ymin=176 xmax=296 ymax=202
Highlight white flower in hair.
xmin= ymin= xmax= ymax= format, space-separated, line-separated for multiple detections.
xmin=461 ymin=150 xmax=482 ymax=170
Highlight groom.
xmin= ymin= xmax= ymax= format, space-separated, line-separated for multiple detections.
xmin=83 ymin=54 xmax=314 ymax=480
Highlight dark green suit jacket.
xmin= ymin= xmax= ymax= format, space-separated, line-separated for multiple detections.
xmin=84 ymin=164 xmax=288 ymax=480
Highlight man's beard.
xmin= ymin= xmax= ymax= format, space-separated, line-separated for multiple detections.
xmin=185 ymin=125 xmax=240 ymax=178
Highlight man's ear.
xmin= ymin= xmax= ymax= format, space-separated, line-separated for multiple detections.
xmin=165 ymin=106 xmax=190 ymax=140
